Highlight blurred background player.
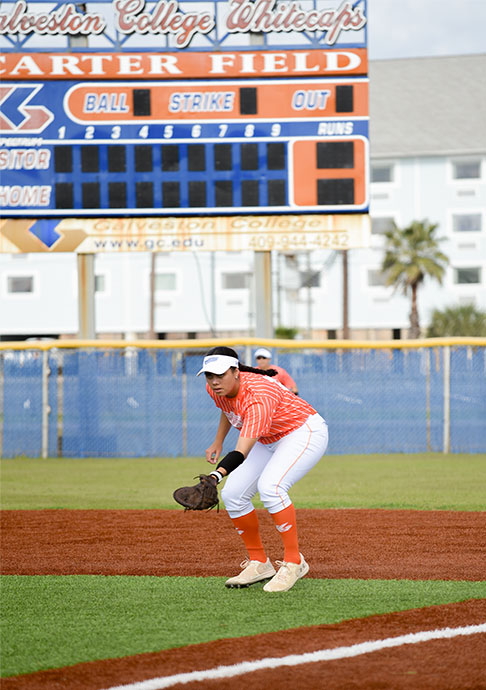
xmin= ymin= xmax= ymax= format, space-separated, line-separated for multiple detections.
xmin=254 ymin=347 xmax=299 ymax=395
xmin=200 ymin=346 xmax=328 ymax=592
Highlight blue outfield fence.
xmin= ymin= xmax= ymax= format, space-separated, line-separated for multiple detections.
xmin=0 ymin=339 xmax=485 ymax=458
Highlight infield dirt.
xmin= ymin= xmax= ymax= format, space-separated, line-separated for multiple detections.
xmin=2 ymin=508 xmax=485 ymax=580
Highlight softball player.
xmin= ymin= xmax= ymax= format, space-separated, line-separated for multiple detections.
xmin=254 ymin=347 xmax=299 ymax=394
xmin=198 ymin=346 xmax=328 ymax=592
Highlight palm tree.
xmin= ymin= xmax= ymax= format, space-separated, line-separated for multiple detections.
xmin=427 ymin=304 xmax=486 ymax=337
xmin=381 ymin=220 xmax=449 ymax=338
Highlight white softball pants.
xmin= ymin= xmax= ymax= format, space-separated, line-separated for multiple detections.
xmin=221 ymin=413 xmax=328 ymax=518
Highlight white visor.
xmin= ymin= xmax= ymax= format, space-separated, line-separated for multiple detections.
xmin=197 ymin=354 xmax=239 ymax=376
xmin=254 ymin=347 xmax=272 ymax=359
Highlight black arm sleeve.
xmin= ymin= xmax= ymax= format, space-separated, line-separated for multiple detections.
xmin=216 ymin=450 xmax=245 ymax=475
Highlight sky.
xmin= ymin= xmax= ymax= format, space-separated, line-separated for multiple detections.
xmin=367 ymin=0 xmax=486 ymax=60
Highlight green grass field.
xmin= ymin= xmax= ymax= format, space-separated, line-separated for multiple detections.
xmin=1 ymin=453 xmax=485 ymax=510
xmin=1 ymin=453 xmax=485 ymax=677
xmin=2 ymin=576 xmax=485 ymax=677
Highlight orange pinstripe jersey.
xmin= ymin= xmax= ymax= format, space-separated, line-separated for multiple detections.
xmin=271 ymin=365 xmax=297 ymax=391
xmin=207 ymin=371 xmax=316 ymax=444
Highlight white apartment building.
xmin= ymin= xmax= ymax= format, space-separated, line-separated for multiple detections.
xmin=1 ymin=54 xmax=485 ymax=340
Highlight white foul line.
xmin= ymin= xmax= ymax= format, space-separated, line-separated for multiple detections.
xmin=103 ymin=622 xmax=486 ymax=690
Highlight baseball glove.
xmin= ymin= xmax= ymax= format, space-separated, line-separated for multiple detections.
xmin=173 ymin=474 xmax=219 ymax=512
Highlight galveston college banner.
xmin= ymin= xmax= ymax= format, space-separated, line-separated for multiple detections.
xmin=0 ymin=214 xmax=371 ymax=253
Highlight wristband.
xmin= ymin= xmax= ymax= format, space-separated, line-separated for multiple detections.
xmin=216 ymin=450 xmax=245 ymax=475
xmin=210 ymin=470 xmax=224 ymax=484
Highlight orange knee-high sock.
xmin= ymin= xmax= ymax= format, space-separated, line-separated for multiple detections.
xmin=270 ymin=503 xmax=300 ymax=564
xmin=230 ymin=510 xmax=267 ymax=563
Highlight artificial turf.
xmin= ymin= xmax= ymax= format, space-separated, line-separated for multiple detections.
xmin=2 ymin=575 xmax=486 ymax=677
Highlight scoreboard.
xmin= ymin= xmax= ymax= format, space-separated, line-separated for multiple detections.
xmin=0 ymin=77 xmax=369 ymax=216
xmin=0 ymin=0 xmax=369 ymax=221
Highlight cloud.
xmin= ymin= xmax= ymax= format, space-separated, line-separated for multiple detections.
xmin=367 ymin=0 xmax=486 ymax=59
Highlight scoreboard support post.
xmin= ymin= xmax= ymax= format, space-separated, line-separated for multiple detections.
xmin=254 ymin=251 xmax=273 ymax=338
xmin=342 ymin=249 xmax=350 ymax=339
xmin=77 ymin=254 xmax=95 ymax=339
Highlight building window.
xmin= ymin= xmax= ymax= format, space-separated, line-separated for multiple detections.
xmin=300 ymin=270 xmax=320 ymax=288
xmin=7 ymin=276 xmax=34 ymax=293
xmin=155 ymin=273 xmax=177 ymax=290
xmin=222 ymin=272 xmax=252 ymax=289
xmin=454 ymin=267 xmax=481 ymax=284
xmin=367 ymin=269 xmax=388 ymax=287
xmin=371 ymin=216 xmax=396 ymax=235
xmin=371 ymin=164 xmax=393 ymax=183
xmin=452 ymin=160 xmax=481 ymax=180
xmin=95 ymin=275 xmax=106 ymax=292
xmin=452 ymin=214 xmax=482 ymax=233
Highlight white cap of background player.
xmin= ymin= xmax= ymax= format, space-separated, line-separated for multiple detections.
xmin=254 ymin=348 xmax=272 ymax=359
xmin=197 ymin=354 xmax=239 ymax=376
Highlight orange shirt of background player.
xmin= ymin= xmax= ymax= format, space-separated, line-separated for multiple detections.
xmin=270 ymin=365 xmax=298 ymax=392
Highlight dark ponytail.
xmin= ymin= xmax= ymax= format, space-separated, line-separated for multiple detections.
xmin=240 ymin=363 xmax=278 ymax=377
xmin=205 ymin=346 xmax=277 ymax=377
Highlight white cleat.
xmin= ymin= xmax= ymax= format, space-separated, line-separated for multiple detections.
xmin=263 ymin=553 xmax=309 ymax=592
xmin=225 ymin=558 xmax=276 ymax=588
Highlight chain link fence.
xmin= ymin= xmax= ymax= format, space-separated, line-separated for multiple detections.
xmin=1 ymin=340 xmax=485 ymax=458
